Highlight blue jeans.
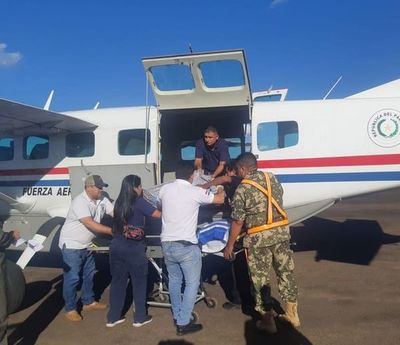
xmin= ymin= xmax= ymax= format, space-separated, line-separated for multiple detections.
xmin=162 ymin=241 xmax=202 ymax=326
xmin=107 ymin=236 xmax=148 ymax=323
xmin=61 ymin=247 xmax=96 ymax=312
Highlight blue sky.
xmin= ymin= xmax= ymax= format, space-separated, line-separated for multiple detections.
xmin=1 ymin=0 xmax=399 ymax=111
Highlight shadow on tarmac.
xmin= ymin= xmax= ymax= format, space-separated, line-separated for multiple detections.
xmin=291 ymin=217 xmax=400 ymax=265
xmin=8 ymin=276 xmax=64 ymax=345
xmin=244 ymin=318 xmax=313 ymax=345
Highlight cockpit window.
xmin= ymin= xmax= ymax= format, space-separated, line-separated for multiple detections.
xmin=118 ymin=129 xmax=150 ymax=156
xmin=257 ymin=121 xmax=299 ymax=151
xmin=254 ymin=94 xmax=282 ymax=102
xmin=149 ymin=64 xmax=194 ymax=91
xmin=0 ymin=138 xmax=14 ymax=161
xmin=66 ymin=133 xmax=95 ymax=157
xmin=24 ymin=135 xmax=49 ymax=160
xmin=199 ymin=60 xmax=245 ymax=88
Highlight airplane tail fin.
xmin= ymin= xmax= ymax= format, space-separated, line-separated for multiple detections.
xmin=347 ymin=79 xmax=400 ymax=99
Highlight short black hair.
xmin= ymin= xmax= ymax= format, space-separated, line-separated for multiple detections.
xmin=236 ymin=152 xmax=258 ymax=170
xmin=204 ymin=126 xmax=218 ymax=134
xmin=175 ymin=162 xmax=194 ymax=180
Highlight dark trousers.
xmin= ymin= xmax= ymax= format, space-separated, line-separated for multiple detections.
xmin=107 ymin=236 xmax=148 ymax=323
xmin=0 ymin=255 xmax=8 ymax=345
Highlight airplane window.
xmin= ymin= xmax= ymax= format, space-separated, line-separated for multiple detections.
xmin=149 ymin=64 xmax=194 ymax=91
xmin=254 ymin=94 xmax=282 ymax=102
xmin=0 ymin=138 xmax=14 ymax=161
xmin=199 ymin=60 xmax=245 ymax=88
xmin=257 ymin=121 xmax=298 ymax=151
xmin=66 ymin=133 xmax=95 ymax=157
xmin=118 ymin=129 xmax=150 ymax=156
xmin=24 ymin=135 xmax=49 ymax=160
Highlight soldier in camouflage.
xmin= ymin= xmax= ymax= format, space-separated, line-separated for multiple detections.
xmin=223 ymin=152 xmax=300 ymax=333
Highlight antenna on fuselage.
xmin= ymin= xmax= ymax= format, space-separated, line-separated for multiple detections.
xmin=323 ymin=76 xmax=342 ymax=100
xmin=43 ymin=90 xmax=54 ymax=110
xmin=189 ymin=44 xmax=193 ymax=54
xmin=93 ymin=102 xmax=100 ymax=110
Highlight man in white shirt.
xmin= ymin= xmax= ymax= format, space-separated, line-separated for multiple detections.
xmin=59 ymin=175 xmax=113 ymax=322
xmin=159 ymin=163 xmax=224 ymax=336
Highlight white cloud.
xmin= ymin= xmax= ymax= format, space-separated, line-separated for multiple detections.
xmin=0 ymin=43 xmax=22 ymax=67
xmin=270 ymin=0 xmax=288 ymax=8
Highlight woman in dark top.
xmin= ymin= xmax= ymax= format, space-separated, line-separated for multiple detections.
xmin=106 ymin=175 xmax=161 ymax=328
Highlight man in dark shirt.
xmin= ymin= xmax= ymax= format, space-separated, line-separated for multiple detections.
xmin=194 ymin=126 xmax=230 ymax=179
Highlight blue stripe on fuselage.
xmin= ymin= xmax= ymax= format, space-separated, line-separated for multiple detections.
xmin=0 ymin=179 xmax=70 ymax=187
xmin=277 ymin=171 xmax=400 ymax=183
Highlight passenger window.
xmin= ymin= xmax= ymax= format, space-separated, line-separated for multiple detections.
xmin=118 ymin=129 xmax=150 ymax=155
xmin=66 ymin=133 xmax=95 ymax=157
xmin=181 ymin=140 xmax=196 ymax=160
xmin=149 ymin=64 xmax=194 ymax=91
xmin=0 ymin=138 xmax=14 ymax=161
xmin=257 ymin=121 xmax=298 ymax=151
xmin=199 ymin=60 xmax=245 ymax=88
xmin=24 ymin=135 xmax=49 ymax=160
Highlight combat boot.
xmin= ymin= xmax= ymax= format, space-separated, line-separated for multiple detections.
xmin=279 ymin=301 xmax=300 ymax=327
xmin=256 ymin=310 xmax=277 ymax=334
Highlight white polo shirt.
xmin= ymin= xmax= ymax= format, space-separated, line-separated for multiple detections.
xmin=159 ymin=179 xmax=214 ymax=244
xmin=59 ymin=191 xmax=114 ymax=249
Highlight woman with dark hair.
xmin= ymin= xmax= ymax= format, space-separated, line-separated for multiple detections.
xmin=106 ymin=175 xmax=161 ymax=328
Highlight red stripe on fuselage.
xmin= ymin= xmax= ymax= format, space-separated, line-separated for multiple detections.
xmin=257 ymin=154 xmax=400 ymax=168
xmin=0 ymin=167 xmax=69 ymax=176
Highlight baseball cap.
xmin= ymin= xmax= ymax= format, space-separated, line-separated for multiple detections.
xmin=85 ymin=175 xmax=108 ymax=189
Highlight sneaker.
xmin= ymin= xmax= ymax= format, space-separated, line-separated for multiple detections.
xmin=82 ymin=302 xmax=107 ymax=311
xmin=106 ymin=318 xmax=126 ymax=328
xmin=176 ymin=322 xmax=203 ymax=336
xmin=132 ymin=315 xmax=153 ymax=327
xmin=65 ymin=310 xmax=83 ymax=322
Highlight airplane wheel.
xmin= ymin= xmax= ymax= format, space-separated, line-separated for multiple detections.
xmin=205 ymin=297 xmax=217 ymax=308
xmin=5 ymin=260 xmax=26 ymax=314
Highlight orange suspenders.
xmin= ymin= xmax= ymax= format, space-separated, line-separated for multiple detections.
xmin=240 ymin=172 xmax=289 ymax=235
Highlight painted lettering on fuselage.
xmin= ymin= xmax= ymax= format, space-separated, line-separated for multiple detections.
xmin=22 ymin=187 xmax=71 ymax=196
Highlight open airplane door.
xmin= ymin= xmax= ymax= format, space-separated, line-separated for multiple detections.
xmin=142 ymin=49 xmax=252 ymax=111
xmin=142 ymin=50 xmax=253 ymax=182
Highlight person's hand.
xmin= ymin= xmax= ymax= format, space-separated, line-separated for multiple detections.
xmin=224 ymin=244 xmax=234 ymax=261
xmin=13 ymin=230 xmax=21 ymax=241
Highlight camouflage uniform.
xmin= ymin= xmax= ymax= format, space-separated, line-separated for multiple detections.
xmin=231 ymin=170 xmax=298 ymax=314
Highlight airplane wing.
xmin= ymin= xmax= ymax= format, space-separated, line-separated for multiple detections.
xmin=0 ymin=98 xmax=97 ymax=136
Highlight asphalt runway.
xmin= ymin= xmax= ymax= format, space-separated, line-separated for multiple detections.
xmin=6 ymin=188 xmax=400 ymax=345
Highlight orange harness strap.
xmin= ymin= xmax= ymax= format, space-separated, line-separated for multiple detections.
xmin=241 ymin=172 xmax=289 ymax=235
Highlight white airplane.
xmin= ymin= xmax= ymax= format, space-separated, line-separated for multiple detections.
xmin=1 ymin=49 xmax=400 ymax=264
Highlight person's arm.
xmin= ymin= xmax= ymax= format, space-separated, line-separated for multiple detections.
xmin=80 ymin=217 xmax=112 ymax=235
xmin=212 ymin=188 xmax=225 ymax=204
xmin=194 ymin=158 xmax=202 ymax=171
xmin=151 ymin=209 xmax=161 ymax=218
xmin=0 ymin=229 xmax=20 ymax=249
xmin=201 ymin=175 xmax=232 ymax=189
xmin=224 ymin=220 xmax=243 ymax=260
xmin=211 ymin=161 xmax=226 ymax=179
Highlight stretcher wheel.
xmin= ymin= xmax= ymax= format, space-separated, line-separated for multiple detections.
xmin=205 ymin=297 xmax=217 ymax=308
xmin=191 ymin=311 xmax=199 ymax=323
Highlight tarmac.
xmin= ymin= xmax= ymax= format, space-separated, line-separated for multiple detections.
xmin=5 ymin=187 xmax=400 ymax=345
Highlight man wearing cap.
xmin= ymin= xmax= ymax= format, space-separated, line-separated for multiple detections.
xmin=59 ymin=175 xmax=114 ymax=322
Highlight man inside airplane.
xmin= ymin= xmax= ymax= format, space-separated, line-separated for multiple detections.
xmin=194 ymin=126 xmax=230 ymax=179
xmin=58 ymin=175 xmax=114 ymax=322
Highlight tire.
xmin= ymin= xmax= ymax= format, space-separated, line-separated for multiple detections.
xmin=5 ymin=260 xmax=26 ymax=314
